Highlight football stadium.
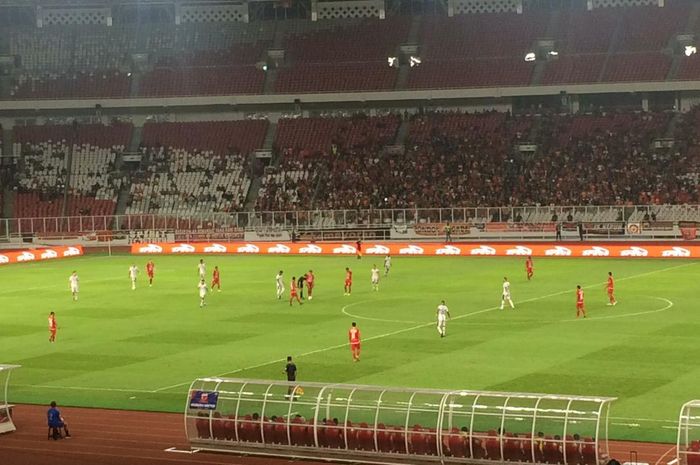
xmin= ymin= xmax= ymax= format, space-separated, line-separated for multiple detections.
xmin=0 ymin=0 xmax=699 ymax=464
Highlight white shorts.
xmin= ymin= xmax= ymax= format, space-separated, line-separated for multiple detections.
xmin=199 ymin=292 xmax=206 ymax=298
xmin=371 ymin=277 xmax=379 ymax=284
xmin=503 ymin=292 xmax=511 ymax=299
xmin=71 ymin=286 xmax=79 ymax=293
xmin=437 ymin=316 xmax=446 ymax=326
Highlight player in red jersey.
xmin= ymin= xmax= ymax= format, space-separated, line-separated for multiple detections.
xmin=605 ymin=271 xmax=617 ymax=306
xmin=48 ymin=311 xmax=57 ymax=343
xmin=289 ymin=276 xmax=303 ymax=306
xmin=306 ymin=270 xmax=315 ymax=300
xmin=525 ymin=256 xmax=534 ymax=281
xmin=344 ymin=267 xmax=353 ymax=296
xmin=348 ymin=322 xmax=361 ymax=362
xmin=356 ymin=240 xmax=362 ymax=260
xmin=146 ymin=260 xmax=155 ymax=286
xmin=212 ymin=266 xmax=221 ymax=292
xmin=576 ymin=285 xmax=586 ymax=318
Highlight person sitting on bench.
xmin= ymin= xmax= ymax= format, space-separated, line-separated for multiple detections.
xmin=47 ymin=401 xmax=71 ymax=439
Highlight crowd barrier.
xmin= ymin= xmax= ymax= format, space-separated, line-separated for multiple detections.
xmin=0 ymin=246 xmax=84 ymax=266
xmin=130 ymin=242 xmax=700 ymax=258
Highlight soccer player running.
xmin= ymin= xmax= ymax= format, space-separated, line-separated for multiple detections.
xmin=129 ymin=264 xmax=139 ymax=290
xmin=297 ymin=274 xmax=307 ymax=300
xmin=69 ymin=271 xmax=79 ymax=301
xmin=48 ymin=312 xmax=57 ymax=343
xmin=212 ymin=266 xmax=221 ymax=292
xmin=605 ymin=272 xmax=617 ymax=306
xmin=436 ymin=300 xmax=450 ymax=338
xmin=348 ymin=322 xmax=361 ymax=362
xmin=289 ymin=276 xmax=303 ymax=306
xmin=371 ymin=265 xmax=380 ymax=291
xmin=197 ymin=259 xmax=206 ymax=280
xmin=576 ymin=285 xmax=586 ymax=318
xmin=198 ymin=279 xmax=208 ymax=308
xmin=500 ymin=277 xmax=515 ymax=309
xmin=146 ymin=260 xmax=155 ymax=287
xmin=525 ymin=256 xmax=534 ymax=281
xmin=384 ymin=254 xmax=391 ymax=277
xmin=276 ymin=270 xmax=285 ymax=300
xmin=306 ymin=270 xmax=315 ymax=300
xmin=344 ymin=267 xmax=353 ymax=296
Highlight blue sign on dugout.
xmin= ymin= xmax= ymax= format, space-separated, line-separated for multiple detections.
xmin=189 ymin=390 xmax=219 ymax=410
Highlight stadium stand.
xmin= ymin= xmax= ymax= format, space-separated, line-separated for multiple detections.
xmin=125 ymin=120 xmax=267 ymax=217
xmin=3 ymin=4 xmax=700 ymax=98
xmin=256 ymin=114 xmax=400 ymax=211
xmin=11 ymin=123 xmax=132 ymax=230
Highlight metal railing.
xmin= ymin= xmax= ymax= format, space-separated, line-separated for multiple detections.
xmin=0 ymin=205 xmax=698 ymax=240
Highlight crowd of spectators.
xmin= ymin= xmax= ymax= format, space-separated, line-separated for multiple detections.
xmin=257 ymin=110 xmax=699 ymax=211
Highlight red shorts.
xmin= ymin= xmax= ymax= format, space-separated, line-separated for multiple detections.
xmin=607 ymin=288 xmax=614 ymax=295
xmin=576 ymin=302 xmax=584 ymax=310
xmin=527 ymin=267 xmax=533 ymax=273
xmin=147 ymin=272 xmax=154 ymax=278
xmin=50 ymin=328 xmax=56 ymax=335
xmin=212 ymin=279 xmax=220 ymax=285
xmin=291 ymin=291 xmax=297 ymax=297
xmin=345 ymin=280 xmax=352 ymax=287
xmin=350 ymin=342 xmax=360 ymax=350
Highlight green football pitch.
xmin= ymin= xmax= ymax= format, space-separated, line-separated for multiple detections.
xmin=0 ymin=253 xmax=697 ymax=443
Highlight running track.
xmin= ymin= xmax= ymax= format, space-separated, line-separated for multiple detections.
xmin=0 ymin=405 xmax=675 ymax=465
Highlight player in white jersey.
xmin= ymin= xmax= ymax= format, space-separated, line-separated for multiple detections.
xmin=276 ymin=270 xmax=285 ymax=300
xmin=371 ymin=265 xmax=380 ymax=291
xmin=436 ymin=300 xmax=450 ymax=338
xmin=128 ymin=265 xmax=139 ymax=290
xmin=69 ymin=271 xmax=79 ymax=301
xmin=500 ymin=277 xmax=515 ymax=309
xmin=198 ymin=279 xmax=208 ymax=308
xmin=198 ymin=259 xmax=206 ymax=280
xmin=384 ymin=255 xmax=391 ymax=277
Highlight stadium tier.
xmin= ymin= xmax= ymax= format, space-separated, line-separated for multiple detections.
xmin=3 ymin=4 xmax=700 ymax=99
xmin=2 ymin=110 xmax=698 ymax=236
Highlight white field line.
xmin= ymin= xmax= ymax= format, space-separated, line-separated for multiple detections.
xmin=15 ymin=261 xmax=696 ymax=398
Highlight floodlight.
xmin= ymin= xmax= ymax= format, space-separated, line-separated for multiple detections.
xmin=548 ymin=50 xmax=559 ymax=56
xmin=262 ymin=64 xmax=269 ymax=71
xmin=524 ymin=52 xmax=536 ymax=62
xmin=387 ymin=56 xmax=398 ymax=67
xmin=409 ymin=56 xmax=421 ymax=67
xmin=685 ymin=45 xmax=697 ymax=57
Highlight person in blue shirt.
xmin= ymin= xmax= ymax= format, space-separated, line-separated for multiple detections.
xmin=47 ymin=401 xmax=71 ymax=439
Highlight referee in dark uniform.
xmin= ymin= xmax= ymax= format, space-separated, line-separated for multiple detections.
xmin=296 ymin=275 xmax=306 ymax=300
xmin=285 ymin=355 xmax=297 ymax=398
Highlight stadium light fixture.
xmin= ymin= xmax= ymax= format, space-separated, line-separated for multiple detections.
xmin=409 ymin=56 xmax=421 ymax=67
xmin=548 ymin=50 xmax=559 ymax=57
xmin=685 ymin=45 xmax=697 ymax=57
xmin=524 ymin=52 xmax=536 ymax=62
xmin=387 ymin=56 xmax=398 ymax=68
xmin=262 ymin=64 xmax=269 ymax=71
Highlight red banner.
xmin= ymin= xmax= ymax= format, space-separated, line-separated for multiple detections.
xmin=130 ymin=242 xmax=700 ymax=258
xmin=0 ymin=246 xmax=84 ymax=266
